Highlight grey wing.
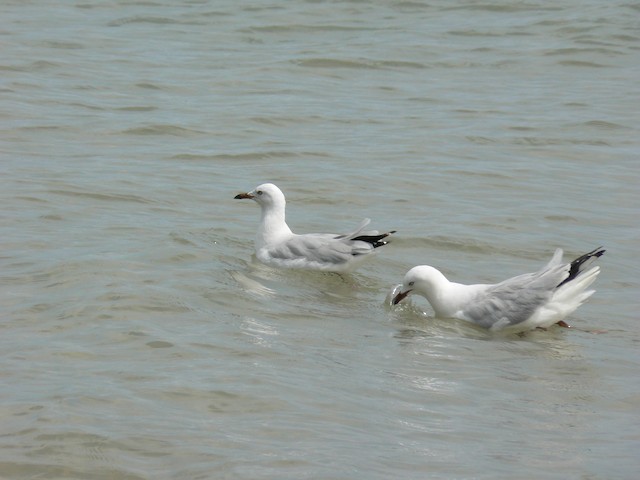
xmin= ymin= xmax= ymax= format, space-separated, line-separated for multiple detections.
xmin=461 ymin=273 xmax=554 ymax=329
xmin=462 ymin=251 xmax=571 ymax=328
xmin=268 ymin=234 xmax=356 ymax=266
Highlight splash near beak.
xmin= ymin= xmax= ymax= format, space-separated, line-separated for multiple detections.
xmin=392 ymin=289 xmax=411 ymax=305
xmin=234 ymin=192 xmax=254 ymax=199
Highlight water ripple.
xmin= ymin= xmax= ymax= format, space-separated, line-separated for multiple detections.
xmin=47 ymin=189 xmax=157 ymax=205
xmin=121 ymin=125 xmax=205 ymax=136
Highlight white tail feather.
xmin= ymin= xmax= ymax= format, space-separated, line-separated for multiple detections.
xmin=549 ymin=266 xmax=600 ymax=317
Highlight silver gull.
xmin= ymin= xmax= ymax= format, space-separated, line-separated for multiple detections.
xmin=234 ymin=183 xmax=396 ymax=272
xmin=392 ymin=247 xmax=605 ymax=332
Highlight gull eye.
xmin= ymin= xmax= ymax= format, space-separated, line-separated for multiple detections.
xmin=408 ymin=281 xmax=415 ymax=287
xmin=256 ymin=190 xmax=263 ymax=195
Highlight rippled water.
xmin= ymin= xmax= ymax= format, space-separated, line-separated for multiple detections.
xmin=2 ymin=1 xmax=639 ymax=478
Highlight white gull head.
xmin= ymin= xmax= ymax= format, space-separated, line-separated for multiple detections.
xmin=234 ymin=183 xmax=293 ymax=251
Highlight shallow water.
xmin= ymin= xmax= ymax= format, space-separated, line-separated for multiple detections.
xmin=2 ymin=1 xmax=639 ymax=478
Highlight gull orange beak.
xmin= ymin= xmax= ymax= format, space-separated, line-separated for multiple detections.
xmin=392 ymin=289 xmax=411 ymax=305
xmin=234 ymin=192 xmax=254 ymax=199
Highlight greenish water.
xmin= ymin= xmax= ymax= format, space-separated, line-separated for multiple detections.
xmin=1 ymin=1 xmax=638 ymax=478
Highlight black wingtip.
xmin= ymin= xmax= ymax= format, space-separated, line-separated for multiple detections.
xmin=556 ymin=247 xmax=605 ymax=288
xmin=352 ymin=230 xmax=397 ymax=249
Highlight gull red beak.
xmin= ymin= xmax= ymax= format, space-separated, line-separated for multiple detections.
xmin=234 ymin=192 xmax=254 ymax=199
xmin=392 ymin=289 xmax=412 ymax=305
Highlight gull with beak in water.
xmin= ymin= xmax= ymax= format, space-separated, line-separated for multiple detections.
xmin=392 ymin=247 xmax=605 ymax=333
xmin=234 ymin=183 xmax=396 ymax=273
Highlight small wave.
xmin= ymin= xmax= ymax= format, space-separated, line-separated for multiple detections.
xmin=392 ymin=235 xmax=496 ymax=255
xmin=381 ymin=60 xmax=426 ymax=69
xmin=171 ymin=151 xmax=328 ymax=161
xmin=294 ymin=58 xmax=379 ymax=70
xmin=17 ymin=125 xmax=65 ymax=132
xmin=0 ymin=60 xmax=61 ymax=72
xmin=205 ymin=389 xmax=289 ymax=414
xmin=146 ymin=341 xmax=174 ymax=349
xmin=121 ymin=125 xmax=204 ymax=136
xmin=612 ymin=34 xmax=640 ymax=42
xmin=110 ymin=300 xmax=193 ymax=314
xmin=557 ymin=60 xmax=609 ymax=68
xmin=512 ymin=137 xmax=610 ymax=147
xmin=48 ymin=189 xmax=155 ymax=204
xmin=16 ymin=195 xmax=48 ymax=204
xmin=0 ymin=461 xmax=146 ymax=480
xmin=41 ymin=40 xmax=84 ymax=49
xmin=135 ymin=82 xmax=162 ymax=90
xmin=465 ymin=136 xmax=496 ymax=145
xmin=40 ymin=214 xmax=63 ymax=221
xmin=394 ymin=1 xmax=432 ymax=11
xmin=394 ymin=236 xmax=569 ymax=264
xmin=294 ymin=57 xmax=426 ymax=70
xmin=443 ymin=4 xmax=561 ymax=13
xmin=107 ymin=16 xmax=201 ymax=27
xmin=66 ymin=102 xmax=104 ymax=111
xmin=242 ymin=24 xmax=376 ymax=34
xmin=448 ymin=30 xmax=502 ymax=37
xmin=169 ymin=232 xmax=199 ymax=247
xmin=466 ymin=136 xmax=611 ymax=147
xmin=115 ymin=106 xmax=157 ymax=112
xmin=580 ymin=120 xmax=628 ymax=130
xmin=230 ymin=270 xmax=276 ymax=297
xmin=544 ymin=47 xmax=625 ymax=56
xmin=545 ymin=214 xmax=578 ymax=223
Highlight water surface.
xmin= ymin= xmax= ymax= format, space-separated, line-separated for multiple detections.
xmin=1 ymin=1 xmax=639 ymax=478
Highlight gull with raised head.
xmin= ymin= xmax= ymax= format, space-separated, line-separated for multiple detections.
xmin=234 ymin=183 xmax=396 ymax=272
xmin=392 ymin=247 xmax=605 ymax=332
